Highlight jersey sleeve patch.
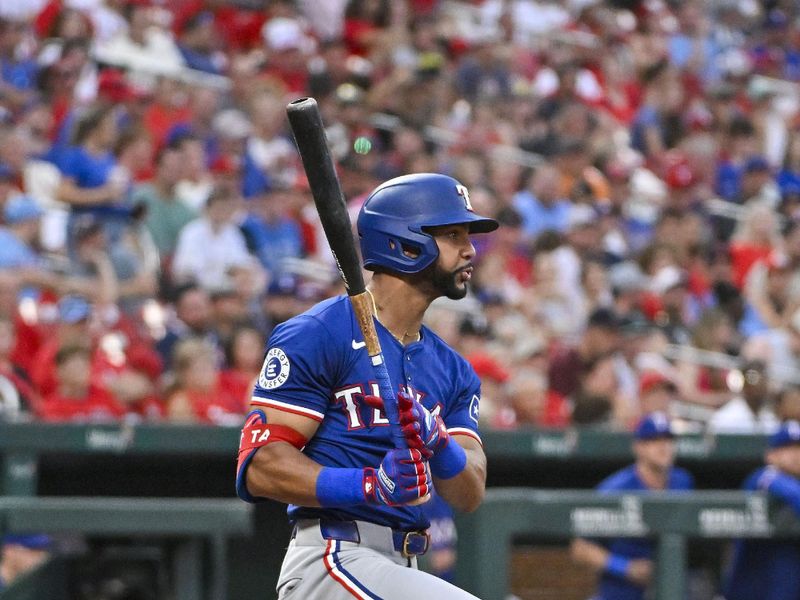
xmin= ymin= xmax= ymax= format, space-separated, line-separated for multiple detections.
xmin=468 ymin=394 xmax=479 ymax=424
xmin=258 ymin=347 xmax=291 ymax=390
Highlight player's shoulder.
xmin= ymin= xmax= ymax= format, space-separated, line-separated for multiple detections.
xmin=421 ymin=325 xmax=475 ymax=372
xmin=669 ymin=466 xmax=695 ymax=490
xmin=745 ymin=465 xmax=777 ymax=491
xmin=597 ymin=464 xmax=638 ymax=491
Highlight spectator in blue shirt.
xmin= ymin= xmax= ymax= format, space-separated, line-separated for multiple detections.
xmin=54 ymin=104 xmax=133 ymax=251
xmin=723 ymin=421 xmax=800 ymax=600
xmin=571 ymin=412 xmax=695 ymax=600
xmin=239 ymin=189 xmax=304 ymax=277
xmin=513 ymin=164 xmax=572 ymax=242
xmin=176 ymin=11 xmax=223 ymax=75
xmin=0 ymin=17 xmax=39 ymax=113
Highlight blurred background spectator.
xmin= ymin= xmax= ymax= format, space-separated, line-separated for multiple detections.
xmin=0 ymin=0 xmax=798 ymax=438
xmin=0 ymin=534 xmax=52 ymax=592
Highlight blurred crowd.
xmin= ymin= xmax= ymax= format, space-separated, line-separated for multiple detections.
xmin=1 ymin=0 xmax=800 ymax=433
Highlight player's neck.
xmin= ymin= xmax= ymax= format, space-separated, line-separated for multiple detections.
xmin=367 ymin=276 xmax=427 ymax=345
xmin=636 ymin=462 xmax=668 ymax=490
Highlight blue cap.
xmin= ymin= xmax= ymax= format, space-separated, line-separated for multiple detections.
xmin=768 ymin=420 xmax=800 ymax=449
xmin=58 ymin=295 xmax=91 ymax=323
xmin=267 ymin=273 xmax=299 ymax=297
xmin=634 ymin=412 xmax=674 ymax=440
xmin=2 ymin=533 xmax=52 ymax=550
xmin=3 ymin=196 xmax=43 ymax=224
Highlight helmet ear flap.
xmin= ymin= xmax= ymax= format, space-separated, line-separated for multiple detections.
xmin=356 ymin=173 xmax=497 ymax=273
xmin=359 ymin=227 xmax=438 ymax=273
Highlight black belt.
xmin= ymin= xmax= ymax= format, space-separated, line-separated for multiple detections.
xmin=292 ymin=519 xmax=430 ymax=558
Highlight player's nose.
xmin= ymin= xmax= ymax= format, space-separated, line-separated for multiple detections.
xmin=461 ymin=237 xmax=476 ymax=259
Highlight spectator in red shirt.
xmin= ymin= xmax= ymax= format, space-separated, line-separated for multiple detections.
xmin=548 ymin=308 xmax=622 ymax=399
xmin=638 ymin=371 xmax=678 ymax=417
xmin=165 ymin=338 xmax=242 ymax=425
xmin=30 ymin=295 xmax=95 ymax=397
xmin=342 ymin=0 xmax=391 ymax=58
xmin=106 ymin=343 xmax=165 ymax=421
xmin=0 ymin=313 xmax=41 ymax=419
xmin=39 ymin=344 xmax=125 ymax=423
xmin=219 ymin=325 xmax=263 ymax=410
xmin=730 ymin=200 xmax=782 ymax=289
xmin=261 ymin=16 xmax=316 ymax=94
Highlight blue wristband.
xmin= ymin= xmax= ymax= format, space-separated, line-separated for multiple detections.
xmin=430 ymin=438 xmax=467 ymax=479
xmin=605 ymin=554 xmax=630 ymax=579
xmin=315 ymin=467 xmax=366 ymax=507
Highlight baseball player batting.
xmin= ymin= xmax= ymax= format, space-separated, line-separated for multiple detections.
xmin=236 ymin=173 xmax=497 ymax=599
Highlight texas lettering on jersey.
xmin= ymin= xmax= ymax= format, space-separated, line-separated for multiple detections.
xmin=334 ymin=384 xmax=440 ymax=430
xmin=250 ymin=296 xmax=482 ymax=529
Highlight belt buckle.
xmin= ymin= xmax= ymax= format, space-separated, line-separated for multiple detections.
xmin=401 ymin=531 xmax=429 ymax=558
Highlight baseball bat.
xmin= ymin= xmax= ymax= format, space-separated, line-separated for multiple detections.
xmin=285 ymin=97 xmax=408 ymax=452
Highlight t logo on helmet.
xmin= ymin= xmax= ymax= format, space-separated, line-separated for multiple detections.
xmin=456 ymin=184 xmax=473 ymax=212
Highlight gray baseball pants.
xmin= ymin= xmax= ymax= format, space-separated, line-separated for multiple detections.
xmin=276 ymin=519 xmax=481 ymax=599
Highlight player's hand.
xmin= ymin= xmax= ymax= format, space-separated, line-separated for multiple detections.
xmin=362 ymin=393 xmax=449 ymax=459
xmin=363 ymin=448 xmax=431 ymax=506
xmin=626 ymin=559 xmax=653 ymax=586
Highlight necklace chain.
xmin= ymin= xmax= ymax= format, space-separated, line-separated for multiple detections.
xmin=366 ymin=289 xmax=420 ymax=343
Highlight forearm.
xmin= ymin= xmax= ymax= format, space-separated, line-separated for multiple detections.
xmin=245 ymin=442 xmax=325 ymax=506
xmin=433 ymin=440 xmax=485 ymax=512
xmin=570 ymin=538 xmax=610 ymax=574
xmin=93 ymin=258 xmax=119 ymax=305
xmin=56 ymin=180 xmax=114 ymax=205
xmin=118 ymin=272 xmax=157 ymax=297
xmin=571 ymin=538 xmax=652 ymax=585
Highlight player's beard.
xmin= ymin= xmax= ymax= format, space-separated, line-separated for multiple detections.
xmin=424 ymin=262 xmax=472 ymax=300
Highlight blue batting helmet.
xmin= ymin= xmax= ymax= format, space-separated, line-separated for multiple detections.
xmin=357 ymin=173 xmax=498 ymax=274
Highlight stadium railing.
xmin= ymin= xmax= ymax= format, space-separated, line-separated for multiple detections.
xmin=455 ymin=488 xmax=800 ymax=600
xmin=0 ymin=497 xmax=252 ymax=600
xmin=0 ymin=422 xmax=769 ymax=496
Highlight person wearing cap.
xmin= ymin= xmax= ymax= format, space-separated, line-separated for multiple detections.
xmin=29 ymin=296 xmax=93 ymax=399
xmin=0 ymin=196 xmax=45 ymax=270
xmin=638 ymin=371 xmax=678 ymax=416
xmin=571 ymin=412 xmax=694 ymax=600
xmin=722 ymin=420 xmax=800 ymax=600
xmin=0 ymin=533 xmax=52 ymax=591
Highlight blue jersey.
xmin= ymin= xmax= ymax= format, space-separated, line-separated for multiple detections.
xmin=594 ymin=464 xmax=695 ymax=600
xmin=251 ymin=296 xmax=482 ymax=530
xmin=724 ymin=466 xmax=800 ymax=600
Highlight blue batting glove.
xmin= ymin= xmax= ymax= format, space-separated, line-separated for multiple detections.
xmin=364 ymin=448 xmax=431 ymax=506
